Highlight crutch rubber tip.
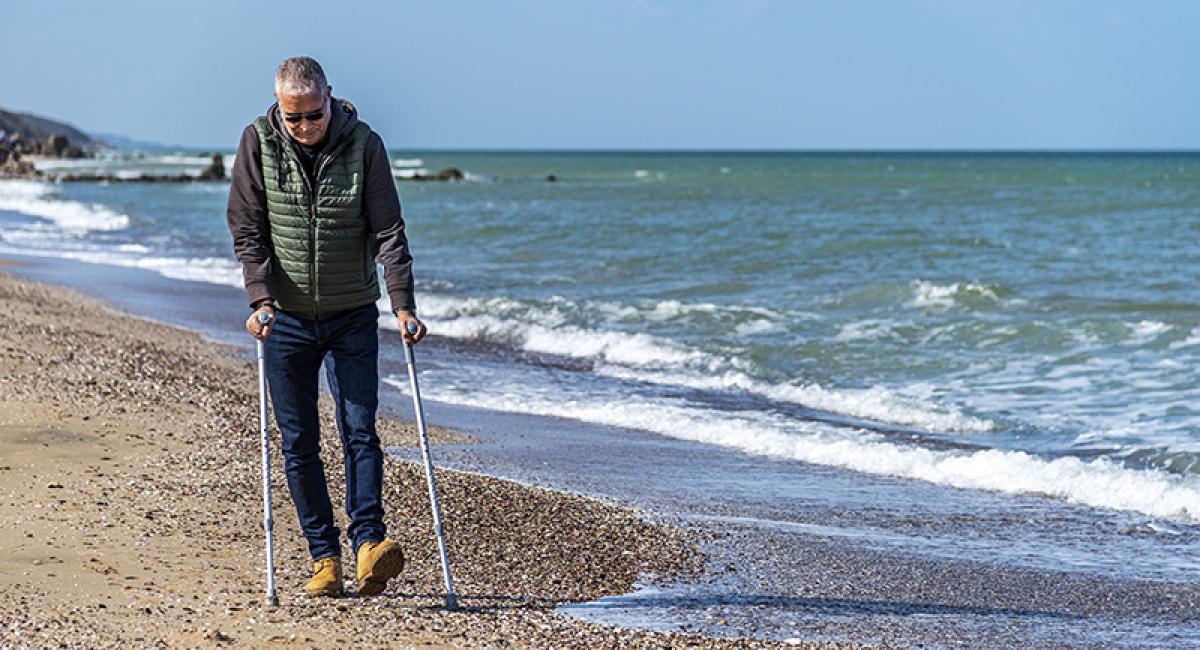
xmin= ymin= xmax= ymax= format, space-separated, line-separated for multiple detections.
xmin=265 ymin=595 xmax=279 ymax=607
xmin=445 ymin=594 xmax=458 ymax=611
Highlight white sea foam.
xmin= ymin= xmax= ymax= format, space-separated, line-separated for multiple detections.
xmin=390 ymin=166 xmax=484 ymax=182
xmin=0 ymin=180 xmax=130 ymax=232
xmin=0 ymin=180 xmax=237 ymax=286
xmin=1129 ymin=320 xmax=1171 ymax=344
xmin=907 ymin=280 xmax=1000 ymax=310
xmin=0 ymin=237 xmax=242 ymax=288
xmin=31 ymin=158 xmax=111 ymax=171
xmin=428 ymin=313 xmax=710 ymax=367
xmin=415 ymin=292 xmax=993 ymax=433
xmin=33 ymin=153 xmax=227 ymax=179
xmin=421 ymin=293 xmax=782 ymax=328
xmin=417 ymin=293 xmax=730 ymax=366
xmin=588 ymin=298 xmax=782 ymax=324
xmin=1069 ymin=327 xmax=1101 ymax=346
xmin=392 ymin=168 xmax=429 ymax=179
xmin=593 ymin=301 xmax=639 ymax=320
xmin=383 ymin=374 xmax=1200 ymax=522
xmin=768 ymin=382 xmax=994 ymax=433
xmin=596 ymin=366 xmax=994 ymax=434
xmin=392 ymin=158 xmax=424 ymax=168
xmin=734 ymin=319 xmax=780 ymax=336
xmin=642 ymin=299 xmax=777 ymax=321
xmin=123 ymin=255 xmax=243 ymax=287
xmin=1170 ymin=327 xmax=1200 ymax=350
xmin=146 ymin=154 xmax=214 ymax=166
xmin=419 ymin=293 xmax=555 ymax=323
xmin=527 ymin=326 xmax=710 ymax=366
xmin=834 ymin=319 xmax=896 ymax=342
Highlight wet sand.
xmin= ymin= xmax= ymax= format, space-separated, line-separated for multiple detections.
xmin=0 ymin=271 xmax=855 ymax=649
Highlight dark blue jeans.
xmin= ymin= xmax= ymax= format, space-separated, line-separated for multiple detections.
xmin=265 ymin=302 xmax=386 ymax=560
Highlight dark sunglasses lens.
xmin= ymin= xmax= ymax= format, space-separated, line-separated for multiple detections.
xmin=284 ymin=110 xmax=323 ymax=124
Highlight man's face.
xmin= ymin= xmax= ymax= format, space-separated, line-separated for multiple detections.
xmin=276 ymin=87 xmax=332 ymax=146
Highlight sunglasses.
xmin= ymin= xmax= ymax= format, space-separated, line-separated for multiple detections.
xmin=283 ymin=109 xmax=324 ymax=124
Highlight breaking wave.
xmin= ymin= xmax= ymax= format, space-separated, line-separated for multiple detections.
xmin=0 ymin=180 xmax=130 ymax=232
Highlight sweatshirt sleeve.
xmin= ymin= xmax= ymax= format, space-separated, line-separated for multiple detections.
xmin=362 ymin=131 xmax=417 ymax=315
xmin=226 ymin=125 xmax=274 ymax=308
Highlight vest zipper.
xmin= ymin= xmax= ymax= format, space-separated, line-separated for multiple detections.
xmin=311 ymin=154 xmax=334 ymax=319
xmin=292 ymin=152 xmax=320 ymax=320
xmin=285 ymin=130 xmax=356 ymax=320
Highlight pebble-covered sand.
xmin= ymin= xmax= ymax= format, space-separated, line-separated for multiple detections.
xmin=0 ymin=271 xmax=867 ymax=649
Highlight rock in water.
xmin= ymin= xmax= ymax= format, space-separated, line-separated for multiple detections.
xmin=435 ymin=167 xmax=464 ymax=181
xmin=198 ymin=153 xmax=225 ymax=180
xmin=47 ymin=133 xmax=69 ymax=156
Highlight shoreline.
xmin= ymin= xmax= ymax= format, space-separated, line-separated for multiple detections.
xmin=0 ymin=270 xmax=831 ymax=648
xmin=5 ymin=252 xmax=1200 ymax=648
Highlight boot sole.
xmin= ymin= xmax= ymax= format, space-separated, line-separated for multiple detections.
xmin=305 ymin=586 xmax=343 ymax=598
xmin=357 ymin=543 xmax=405 ymax=597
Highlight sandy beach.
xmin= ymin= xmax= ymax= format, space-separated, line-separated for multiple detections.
xmin=0 ymin=269 xmax=855 ymax=649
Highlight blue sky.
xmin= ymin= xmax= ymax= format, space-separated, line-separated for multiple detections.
xmin=3 ymin=1 xmax=1197 ymax=150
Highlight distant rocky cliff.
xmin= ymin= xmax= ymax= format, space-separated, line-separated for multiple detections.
xmin=0 ymin=105 xmax=102 ymax=178
xmin=0 ymin=106 xmax=98 ymax=154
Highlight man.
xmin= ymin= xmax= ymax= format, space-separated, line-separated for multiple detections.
xmin=227 ymin=56 xmax=427 ymax=598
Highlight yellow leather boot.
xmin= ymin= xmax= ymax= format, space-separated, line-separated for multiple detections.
xmin=305 ymin=556 xmax=343 ymax=597
xmin=356 ymin=539 xmax=405 ymax=597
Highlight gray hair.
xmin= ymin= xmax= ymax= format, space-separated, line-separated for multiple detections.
xmin=274 ymin=56 xmax=328 ymax=97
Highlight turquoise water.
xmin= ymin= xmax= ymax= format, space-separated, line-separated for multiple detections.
xmin=3 ymin=151 xmax=1200 ymax=522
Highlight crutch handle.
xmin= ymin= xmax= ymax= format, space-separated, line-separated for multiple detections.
xmin=403 ymin=321 xmax=419 ymax=364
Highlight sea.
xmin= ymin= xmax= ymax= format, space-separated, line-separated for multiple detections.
xmin=3 ymin=151 xmax=1200 ymax=648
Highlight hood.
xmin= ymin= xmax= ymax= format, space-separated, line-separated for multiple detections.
xmin=265 ymin=96 xmax=360 ymax=151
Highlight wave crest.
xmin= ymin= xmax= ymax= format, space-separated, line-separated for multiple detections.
xmin=0 ymin=181 xmax=129 ymax=233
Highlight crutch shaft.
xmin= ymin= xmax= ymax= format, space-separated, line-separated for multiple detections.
xmin=257 ymin=335 xmax=278 ymax=605
xmin=404 ymin=337 xmax=458 ymax=610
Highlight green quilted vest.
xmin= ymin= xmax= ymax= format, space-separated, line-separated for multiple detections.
xmin=254 ymin=117 xmax=379 ymax=318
